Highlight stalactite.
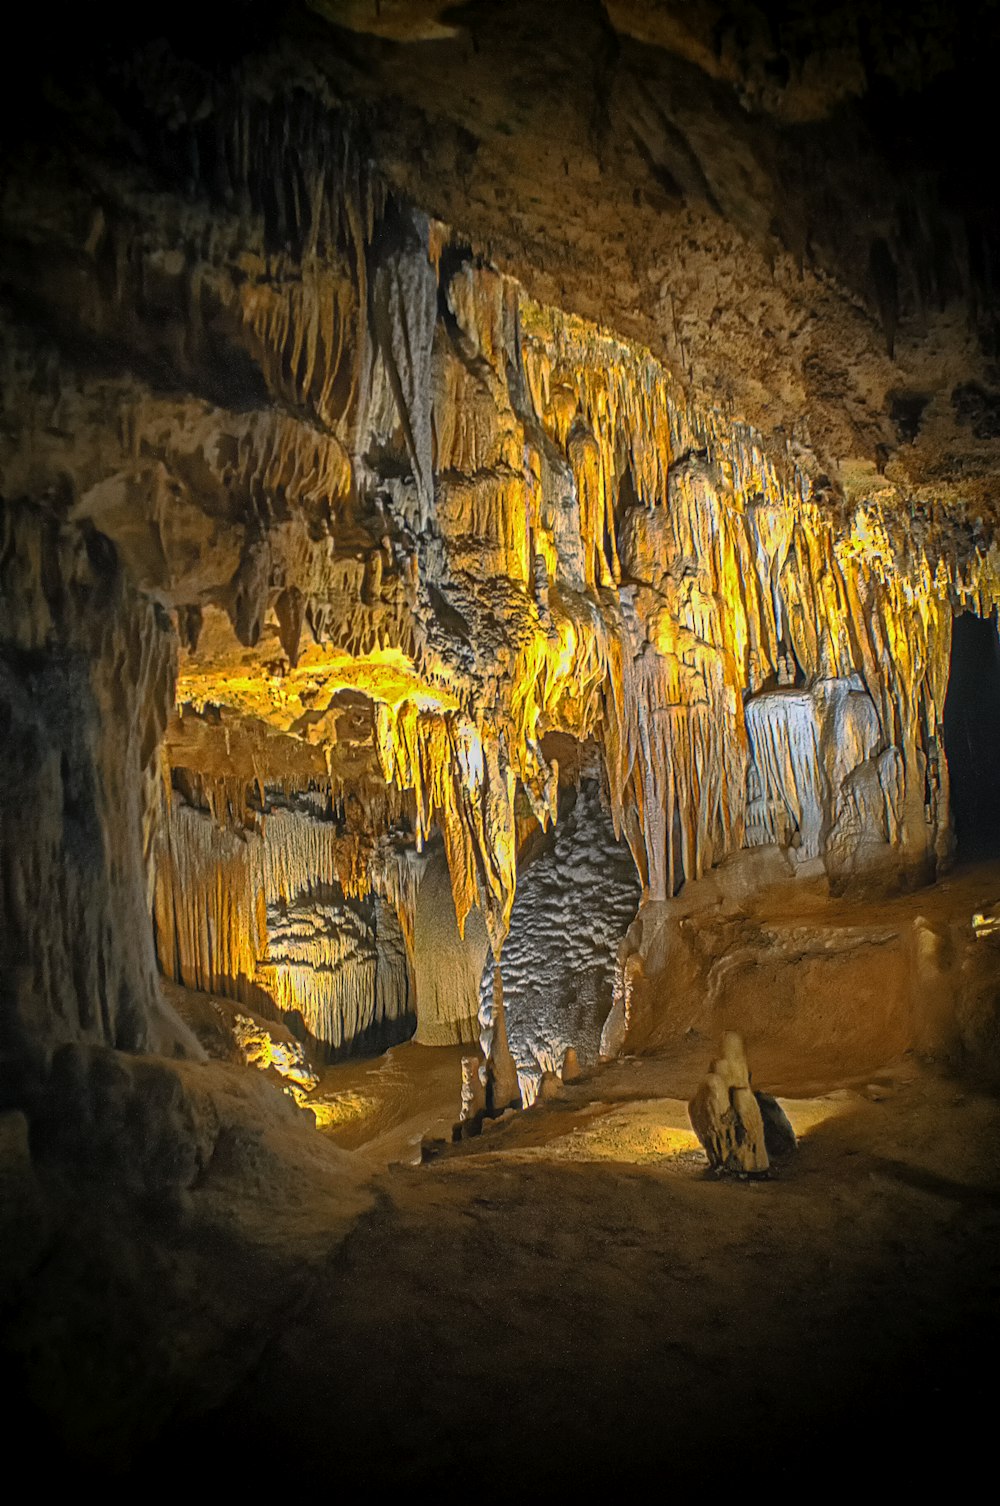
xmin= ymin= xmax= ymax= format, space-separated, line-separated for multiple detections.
xmin=13 ymin=75 xmax=999 ymax=980
xmin=154 ymin=796 xmax=413 ymax=1052
xmin=156 ymin=246 xmax=1000 ymax=955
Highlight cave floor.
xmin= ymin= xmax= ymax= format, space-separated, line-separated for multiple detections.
xmin=170 ymin=1059 xmax=1000 ymax=1489
xmin=184 ymin=866 xmax=1000 ymax=1483
xmin=12 ymin=864 xmax=1000 ymax=1486
xmin=17 ymin=1057 xmax=1000 ymax=1488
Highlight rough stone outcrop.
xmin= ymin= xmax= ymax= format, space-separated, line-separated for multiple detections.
xmin=481 ymin=972 xmax=522 ymax=1115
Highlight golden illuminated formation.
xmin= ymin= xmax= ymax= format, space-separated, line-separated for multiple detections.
xmin=149 ymin=222 xmax=1000 ymax=1050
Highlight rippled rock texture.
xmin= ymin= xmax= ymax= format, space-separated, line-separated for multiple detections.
xmin=480 ymin=781 xmax=641 ymax=1101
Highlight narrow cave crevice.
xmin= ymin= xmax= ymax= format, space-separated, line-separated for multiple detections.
xmin=943 ymin=611 xmax=1000 ymax=859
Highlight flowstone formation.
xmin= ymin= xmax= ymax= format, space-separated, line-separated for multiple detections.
xmin=3 ymin=10 xmax=1000 ymax=1105
xmin=154 ymin=791 xmax=414 ymax=1056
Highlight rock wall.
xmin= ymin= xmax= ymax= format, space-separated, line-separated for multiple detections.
xmin=0 ymin=502 xmax=180 ymax=1102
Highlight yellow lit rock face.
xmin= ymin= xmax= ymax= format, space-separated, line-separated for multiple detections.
xmin=177 ymin=609 xmax=458 ymax=741
xmin=161 ymin=234 xmax=1000 ymax=977
xmin=303 ymin=1090 xmax=378 ymax=1132
xmin=7 ymin=71 xmax=996 ymax=1065
xmin=231 ymin=1013 xmax=319 ymax=1093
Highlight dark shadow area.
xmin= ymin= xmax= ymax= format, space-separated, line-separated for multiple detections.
xmin=313 ymin=1009 xmax=417 ymax=1066
xmin=943 ymin=612 xmax=1000 ymax=859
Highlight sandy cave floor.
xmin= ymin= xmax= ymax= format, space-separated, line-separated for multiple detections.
xmin=158 ymin=1056 xmax=1000 ymax=1487
xmin=11 ymin=866 xmax=1000 ymax=1486
xmin=154 ymin=1020 xmax=1000 ymax=1477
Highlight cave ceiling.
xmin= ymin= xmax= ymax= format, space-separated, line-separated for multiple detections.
xmin=3 ymin=0 xmax=1000 ymax=961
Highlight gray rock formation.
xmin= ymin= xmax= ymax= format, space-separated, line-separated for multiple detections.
xmin=480 ymin=782 xmax=641 ymax=1102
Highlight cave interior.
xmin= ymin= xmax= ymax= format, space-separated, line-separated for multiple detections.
xmin=2 ymin=1 xmax=1000 ymax=1487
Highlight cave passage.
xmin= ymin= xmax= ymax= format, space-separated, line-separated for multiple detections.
xmin=943 ymin=612 xmax=1000 ymax=859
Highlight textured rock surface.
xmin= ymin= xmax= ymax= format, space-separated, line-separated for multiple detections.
xmin=154 ymin=795 xmax=413 ymax=1056
xmin=412 ymin=849 xmax=489 ymax=1046
xmin=480 ymin=781 xmax=640 ymax=1101
xmin=0 ymin=503 xmax=186 ymax=1099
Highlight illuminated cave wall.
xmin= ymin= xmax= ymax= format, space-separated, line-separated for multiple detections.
xmin=154 ymin=793 xmax=413 ymax=1056
xmin=153 ymin=246 xmax=991 ymax=985
xmin=4 ymin=42 xmax=1000 ymax=1084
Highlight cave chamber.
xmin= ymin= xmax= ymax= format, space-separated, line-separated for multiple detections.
xmin=3 ymin=1 xmax=1000 ymax=1489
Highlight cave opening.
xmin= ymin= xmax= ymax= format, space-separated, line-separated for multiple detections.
xmin=943 ymin=612 xmax=1000 ymax=859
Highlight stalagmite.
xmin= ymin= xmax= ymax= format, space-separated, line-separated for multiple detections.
xmin=459 ymin=1055 xmax=487 ymax=1127
xmin=479 ymin=781 xmax=640 ymax=1100
xmin=482 ymin=971 xmax=521 ymax=1115
xmin=688 ymin=1033 xmax=770 ymax=1175
xmin=561 ymin=1048 xmax=582 ymax=1083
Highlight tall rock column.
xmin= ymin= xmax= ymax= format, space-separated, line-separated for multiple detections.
xmin=0 ymin=504 xmax=178 ymax=1105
